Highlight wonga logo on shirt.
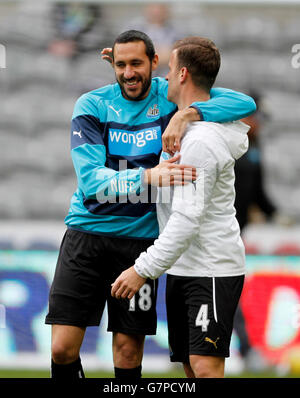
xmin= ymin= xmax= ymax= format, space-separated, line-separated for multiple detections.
xmin=108 ymin=127 xmax=162 ymax=156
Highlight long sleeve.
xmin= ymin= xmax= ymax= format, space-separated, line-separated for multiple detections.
xmin=134 ymin=140 xmax=218 ymax=279
xmin=71 ymin=93 xmax=145 ymax=202
xmin=190 ymin=87 xmax=257 ymax=122
xmin=157 ymin=77 xmax=256 ymax=123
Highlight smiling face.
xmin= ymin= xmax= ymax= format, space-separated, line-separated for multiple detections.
xmin=113 ymin=41 xmax=158 ymax=101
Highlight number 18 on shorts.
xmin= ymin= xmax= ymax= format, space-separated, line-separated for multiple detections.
xmin=107 ymin=279 xmax=158 ymax=336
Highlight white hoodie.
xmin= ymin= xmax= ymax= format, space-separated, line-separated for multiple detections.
xmin=134 ymin=120 xmax=249 ymax=279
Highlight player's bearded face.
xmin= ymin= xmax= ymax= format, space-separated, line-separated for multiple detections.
xmin=113 ymin=41 xmax=157 ymax=101
xmin=117 ymin=69 xmax=152 ymax=101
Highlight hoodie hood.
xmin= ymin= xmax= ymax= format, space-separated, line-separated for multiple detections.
xmin=217 ymin=121 xmax=250 ymax=160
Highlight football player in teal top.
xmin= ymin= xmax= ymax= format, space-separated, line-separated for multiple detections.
xmin=46 ymin=30 xmax=256 ymax=380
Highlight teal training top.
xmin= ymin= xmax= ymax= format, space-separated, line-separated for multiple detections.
xmin=65 ymin=77 xmax=256 ymax=239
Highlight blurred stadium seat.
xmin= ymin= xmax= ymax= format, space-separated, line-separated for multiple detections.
xmin=0 ymin=240 xmax=15 ymax=250
xmin=25 ymin=240 xmax=59 ymax=251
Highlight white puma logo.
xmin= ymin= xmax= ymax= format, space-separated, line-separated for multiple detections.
xmin=109 ymin=105 xmax=122 ymax=117
xmin=73 ymin=130 xmax=82 ymax=138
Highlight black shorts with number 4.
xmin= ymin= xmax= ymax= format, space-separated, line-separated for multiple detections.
xmin=45 ymin=228 xmax=157 ymax=335
xmin=166 ymin=274 xmax=244 ymax=362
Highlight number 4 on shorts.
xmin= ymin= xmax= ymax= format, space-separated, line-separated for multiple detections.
xmin=195 ymin=304 xmax=210 ymax=332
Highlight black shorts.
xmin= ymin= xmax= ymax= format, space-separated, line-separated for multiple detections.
xmin=45 ymin=228 xmax=157 ymax=335
xmin=166 ymin=274 xmax=244 ymax=362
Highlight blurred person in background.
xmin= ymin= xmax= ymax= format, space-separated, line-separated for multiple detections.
xmin=48 ymin=2 xmax=114 ymax=93
xmin=233 ymin=90 xmax=276 ymax=373
xmin=48 ymin=2 xmax=104 ymax=62
xmin=234 ymin=90 xmax=277 ymax=231
xmin=124 ymin=3 xmax=181 ymax=76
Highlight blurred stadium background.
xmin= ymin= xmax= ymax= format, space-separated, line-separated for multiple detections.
xmin=1 ymin=0 xmax=300 ymax=378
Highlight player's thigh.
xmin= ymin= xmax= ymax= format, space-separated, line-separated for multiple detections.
xmin=107 ymin=237 xmax=157 ymax=336
xmin=166 ymin=274 xmax=190 ymax=363
xmin=187 ymin=275 xmax=244 ymax=358
xmin=107 ymin=277 xmax=157 ymax=335
xmin=166 ymin=275 xmax=244 ymax=361
xmin=45 ymin=229 xmax=108 ymax=327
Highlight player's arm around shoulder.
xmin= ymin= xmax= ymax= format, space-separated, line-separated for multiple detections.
xmin=162 ymin=107 xmax=201 ymax=155
xmin=162 ymin=88 xmax=256 ymax=155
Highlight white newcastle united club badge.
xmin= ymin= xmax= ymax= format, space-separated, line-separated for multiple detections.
xmin=146 ymin=104 xmax=160 ymax=118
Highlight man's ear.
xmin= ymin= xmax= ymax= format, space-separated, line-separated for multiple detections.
xmin=180 ymin=67 xmax=188 ymax=83
xmin=151 ymin=54 xmax=159 ymax=71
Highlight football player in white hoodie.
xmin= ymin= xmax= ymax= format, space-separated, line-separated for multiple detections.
xmin=111 ymin=37 xmax=250 ymax=378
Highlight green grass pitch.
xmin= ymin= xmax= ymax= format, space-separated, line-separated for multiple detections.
xmin=0 ymin=369 xmax=288 ymax=378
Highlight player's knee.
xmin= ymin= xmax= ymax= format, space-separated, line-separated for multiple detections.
xmin=114 ymin=334 xmax=144 ymax=367
xmin=183 ymin=362 xmax=195 ymax=378
xmin=116 ymin=342 xmax=140 ymax=365
xmin=51 ymin=342 xmax=79 ymax=365
xmin=190 ymin=357 xmax=224 ymax=378
xmin=192 ymin=364 xmax=214 ymax=378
